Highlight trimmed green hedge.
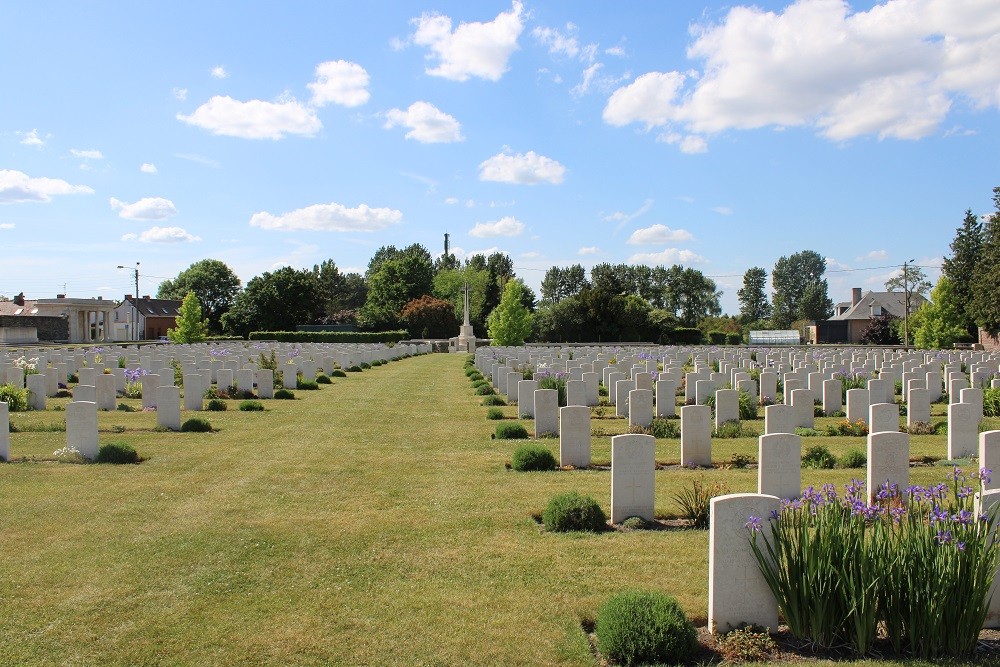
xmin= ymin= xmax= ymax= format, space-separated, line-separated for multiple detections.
xmin=670 ymin=327 xmax=703 ymax=344
xmin=248 ymin=330 xmax=408 ymax=344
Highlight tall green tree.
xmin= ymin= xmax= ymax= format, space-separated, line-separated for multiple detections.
xmin=433 ymin=266 xmax=489 ymax=334
xmin=941 ymin=209 xmax=984 ymax=337
xmin=157 ymin=259 xmax=241 ymax=334
xmin=662 ymin=265 xmax=722 ymax=327
xmin=360 ymin=249 xmax=435 ymax=331
xmin=771 ymin=250 xmax=832 ymax=327
xmin=221 ymin=267 xmax=321 ymax=337
xmin=738 ymin=267 xmax=771 ymax=323
xmin=970 ymin=187 xmax=1000 ymax=339
xmin=167 ymin=291 xmax=209 ymax=343
xmin=884 ymin=265 xmax=932 ymax=297
xmin=539 ymin=264 xmax=588 ymax=304
xmin=910 ymin=275 xmax=969 ymax=349
xmin=487 ymin=279 xmax=533 ymax=345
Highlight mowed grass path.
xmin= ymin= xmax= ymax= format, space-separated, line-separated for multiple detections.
xmin=0 ymin=353 xmax=975 ymax=666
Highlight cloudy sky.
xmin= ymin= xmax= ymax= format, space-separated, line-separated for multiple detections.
xmin=2 ymin=0 xmax=998 ymax=313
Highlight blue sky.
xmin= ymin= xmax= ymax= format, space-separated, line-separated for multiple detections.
xmin=2 ymin=0 xmax=998 ymax=314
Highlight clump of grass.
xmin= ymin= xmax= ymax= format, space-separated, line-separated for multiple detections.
xmin=619 ymin=516 xmax=649 ymax=531
xmin=481 ymin=395 xmax=506 ymax=406
xmin=671 ymin=478 xmax=730 ymax=529
xmin=297 ymin=379 xmax=319 ymax=390
xmin=802 ymin=443 xmax=837 ymax=469
xmin=331 ymin=369 xmax=347 ymax=378
xmin=486 ymin=407 xmax=505 ymax=420
xmin=95 ymin=441 xmax=140 ymax=464
xmin=206 ymin=399 xmax=228 ymax=411
xmin=716 ymin=626 xmax=778 ymax=664
xmin=511 ymin=444 xmax=556 ymax=471
xmin=116 ymin=403 xmax=137 ymax=412
xmin=110 ymin=425 xmax=126 ymax=433
xmin=180 ymin=417 xmax=213 ymax=433
xmin=347 ymin=366 xmax=363 ymax=373
xmin=595 ymin=590 xmax=697 ymax=666
xmin=731 ymin=452 xmax=755 ymax=469
xmin=475 ymin=385 xmax=496 ymax=396
xmin=274 ymin=389 xmax=295 ymax=400
xmin=495 ymin=422 xmax=529 ymax=440
xmin=839 ymin=447 xmax=866 ymax=469
xmin=648 ymin=417 xmax=681 ymax=439
xmin=316 ymin=374 xmax=332 ymax=384
xmin=542 ymin=492 xmax=606 ymax=532
xmin=239 ymin=400 xmax=264 ymax=412
xmin=713 ymin=420 xmax=756 ymax=438
xmin=908 ymin=421 xmax=936 ymax=435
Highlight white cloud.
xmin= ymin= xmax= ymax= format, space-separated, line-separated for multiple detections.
xmin=173 ymin=87 xmax=188 ymax=101
xmin=602 ymin=199 xmax=653 ymax=226
xmin=604 ymin=0 xmax=1000 ymax=146
xmin=713 ymin=206 xmax=733 ymax=216
xmin=479 ymin=149 xmax=565 ymax=185
xmin=140 ymin=163 xmax=157 ymax=174
xmin=410 ymin=1 xmax=524 ymax=81
xmin=469 ymin=215 xmax=524 ymax=237
xmin=384 ymin=101 xmax=463 ymax=143
xmin=465 ymin=199 xmax=475 ymax=208
xmin=825 ymin=257 xmax=852 ymax=271
xmin=857 ymin=249 xmax=889 ymax=262
xmin=444 ymin=197 xmax=460 ymax=205
xmin=605 ymin=45 xmax=626 ymax=57
xmin=121 ymin=226 xmax=200 ymax=243
xmin=177 ymin=96 xmax=321 ymax=139
xmin=628 ymin=248 xmax=706 ymax=265
xmin=578 ymin=246 xmax=599 ymax=255
xmin=70 ymin=149 xmax=104 ymax=160
xmin=520 ymin=251 xmax=543 ymax=259
xmin=174 ymin=153 xmax=220 ymax=168
xmin=110 ymin=196 xmax=178 ymax=220
xmin=249 ymin=202 xmax=403 ymax=232
xmin=308 ymin=60 xmax=371 ymax=108
xmin=210 ymin=65 xmax=228 ymax=79
xmin=627 ymin=223 xmax=693 ymax=245
xmin=532 ymin=24 xmax=580 ymax=59
xmin=19 ymin=129 xmax=45 ymax=147
xmin=0 ymin=170 xmax=94 ymax=203
xmin=0 ymin=223 xmax=14 ymax=229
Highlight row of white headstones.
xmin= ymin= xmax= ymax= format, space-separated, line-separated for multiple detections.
xmin=0 ymin=341 xmax=432 ymax=462
xmin=476 ymin=344 xmax=1000 ymax=633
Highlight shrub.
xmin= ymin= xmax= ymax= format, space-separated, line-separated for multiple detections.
xmin=495 ymin=422 xmax=529 ymax=440
xmin=370 ymin=360 xmax=383 ymax=367
xmin=248 ymin=330 xmax=407 ymax=344
xmin=984 ymin=388 xmax=1000 ymax=417
xmin=467 ymin=372 xmax=484 ymax=382
xmin=486 ymin=407 xmax=505 ymax=420
xmin=595 ymin=590 xmax=697 ymax=666
xmin=360 ymin=362 xmax=372 ymax=370
xmin=55 ymin=389 xmax=73 ymax=398
xmin=53 ymin=445 xmax=87 ymax=463
xmin=707 ymin=330 xmax=727 ymax=345
xmin=206 ymin=399 xmax=228 ymax=411
xmin=0 ymin=384 xmax=29 ymax=412
xmin=475 ymin=384 xmax=496 ymax=396
xmin=839 ymin=447 xmax=867 ymax=469
xmin=181 ymin=417 xmax=213 ymax=432
xmin=316 ymin=374 xmax=332 ymax=384
xmin=239 ymin=400 xmax=264 ymax=412
xmin=67 ymin=373 xmax=78 ymax=383
xmin=511 ymin=444 xmax=556 ymax=471
xmin=465 ymin=367 xmax=481 ymax=377
xmin=471 ymin=379 xmax=489 ymax=389
xmin=726 ymin=332 xmax=743 ymax=345
xmin=908 ymin=421 xmax=937 ymax=435
xmin=347 ymin=365 xmax=363 ymax=373
xmin=116 ymin=403 xmax=137 ymax=412
xmin=620 ymin=516 xmax=649 ymax=531
xmin=95 ymin=441 xmax=140 ymax=464
xmin=648 ymin=417 xmax=681 ymax=439
xmin=542 ymin=492 xmax=606 ymax=532
xmin=671 ymin=327 xmax=704 ymax=344
xmin=716 ymin=626 xmax=778 ymax=664
xmin=731 ymin=452 xmax=755 ymax=469
xmin=825 ymin=418 xmax=869 ymax=437
xmin=802 ymin=444 xmax=837 ymax=469
xmin=713 ymin=420 xmax=756 ymax=439
xmin=672 ymin=478 xmax=730 ymax=529
xmin=331 ymin=369 xmax=347 ymax=378
xmin=738 ymin=391 xmax=758 ymax=420
xmin=481 ymin=395 xmax=506 ymax=406
xmin=297 ymin=379 xmax=319 ymax=390
xmin=273 ymin=389 xmax=295 ymax=400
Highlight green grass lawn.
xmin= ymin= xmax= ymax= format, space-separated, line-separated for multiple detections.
xmin=0 ymin=353 xmax=994 ymax=666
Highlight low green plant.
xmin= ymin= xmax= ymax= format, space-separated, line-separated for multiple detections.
xmin=95 ymin=441 xmax=140 ymax=464
xmin=180 ymin=417 xmax=213 ymax=433
xmin=716 ymin=626 xmax=778 ymax=664
xmin=116 ymin=403 xmax=137 ymax=412
xmin=486 ymin=407 xmax=505 ymax=420
xmin=331 ymin=369 xmax=347 ymax=378
xmin=360 ymin=362 xmax=372 ymax=370
xmin=481 ymin=395 xmax=506 ymax=406
xmin=619 ymin=516 xmax=649 ymax=531
xmin=475 ymin=385 xmax=496 ymax=396
xmin=0 ymin=384 xmax=29 ymax=412
xmin=316 ymin=374 xmax=332 ymax=384
xmin=731 ymin=452 xmax=755 ymax=469
xmin=794 ymin=427 xmax=822 ymax=437
xmin=738 ymin=390 xmax=758 ymax=420
xmin=801 ymin=444 xmax=837 ymax=469
xmin=206 ymin=399 xmax=228 ymax=411
xmin=984 ymin=388 xmax=1000 ymax=417
xmin=825 ymin=418 xmax=869 ymax=437
xmin=370 ymin=360 xmax=383 ymax=367
xmin=542 ymin=492 xmax=606 ymax=532
xmin=648 ymin=417 xmax=681 ymax=439
xmin=274 ymin=389 xmax=295 ymax=400
xmin=471 ymin=379 xmax=488 ymax=389
xmin=839 ymin=447 xmax=867 ymax=469
xmin=511 ymin=443 xmax=555 ymax=471
xmin=713 ymin=420 xmax=755 ymax=439
xmin=52 ymin=445 xmax=87 ymax=464
xmin=238 ymin=400 xmax=264 ymax=412
xmin=495 ymin=422 xmax=529 ymax=440
xmin=297 ymin=379 xmax=319 ymax=390
xmin=595 ymin=590 xmax=697 ymax=666
xmin=347 ymin=365 xmax=363 ymax=373
xmin=671 ymin=478 xmax=730 ymax=529
xmin=908 ymin=421 xmax=937 ymax=435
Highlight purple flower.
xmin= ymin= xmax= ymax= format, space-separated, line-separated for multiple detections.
xmin=769 ymin=509 xmax=780 ymax=521
xmin=957 ymin=541 xmax=966 ymax=551
xmin=745 ymin=515 xmax=763 ymax=532
xmin=952 ymin=509 xmax=974 ymax=526
xmin=936 ymin=530 xmax=952 ymax=545
xmin=977 ymin=468 xmax=993 ymax=485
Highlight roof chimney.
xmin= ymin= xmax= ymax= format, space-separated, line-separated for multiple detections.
xmin=852 ymin=288 xmax=862 ymax=306
xmin=56 ymin=294 xmax=65 ymax=299
xmin=13 ymin=292 xmax=25 ymax=306
xmin=142 ymin=295 xmax=150 ymax=300
xmin=125 ymin=294 xmax=133 ymax=300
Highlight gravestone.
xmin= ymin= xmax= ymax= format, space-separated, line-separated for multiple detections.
xmin=66 ymin=400 xmax=99 ymax=460
xmin=534 ymin=389 xmax=559 ymax=437
xmin=156 ymin=385 xmax=181 ymax=431
xmin=615 ymin=378 xmax=635 ymax=417
xmin=926 ymin=371 xmax=942 ymax=402
xmin=764 ymin=404 xmax=795 ymax=435
xmin=822 ymin=379 xmax=842 ymax=416
xmin=610 ymin=433 xmax=656 ymax=523
xmin=183 ymin=375 xmax=203 ymax=411
xmin=256 ymin=370 xmax=274 ymax=399
xmin=565 ymin=379 xmax=587 ymax=407
xmin=655 ymin=380 xmax=676 ymax=417
xmin=77 ymin=366 xmax=96 ymax=387
xmin=980 ymin=431 xmax=1000 ymax=493
xmin=628 ymin=389 xmax=653 ymax=428
xmin=950 ymin=377 xmax=969 ymax=403
xmin=696 ymin=379 xmax=715 ymax=406
xmin=582 ymin=371 xmax=600 ymax=406
xmin=948 ymin=403 xmax=978 ymax=459
xmin=559 ymin=406 xmax=591 ymax=468
xmin=74 ymin=385 xmax=96 ymax=402
xmin=0 ymin=401 xmax=8 ymax=461
xmin=142 ymin=373 xmax=160 ymax=409
xmin=26 ymin=374 xmax=46 ymax=411
xmin=789 ymin=388 xmax=813 ymax=429
xmin=868 ymin=378 xmax=889 ymax=406
xmin=680 ymin=405 xmax=712 ymax=467
xmin=282 ymin=368 xmax=298 ymax=390
xmin=505 ymin=371 xmax=522 ymax=402
xmin=976 ymin=489 xmax=1000 ymax=628
xmin=217 ymin=369 xmax=234 ymax=391
xmin=869 ymin=403 xmax=900 ymax=434
xmin=846 ymin=389 xmax=870 ymax=424
xmin=634 ymin=372 xmax=653 ymax=392
xmin=783 ymin=379 xmax=803 ymax=405
xmin=715 ymin=389 xmax=739 ymax=430
xmin=708 ymin=493 xmax=781 ymax=634
xmin=236 ymin=369 xmax=255 ymax=395
xmin=758 ymin=433 xmax=801 ymax=499
xmin=606 ymin=372 xmax=625 ymax=405
xmin=95 ymin=373 xmax=117 ymax=411
xmin=961 ymin=387 xmax=984 ymax=422
xmin=906 ymin=388 xmax=930 ymax=426
xmin=518 ymin=380 xmax=538 ymax=418
xmin=867 ymin=432 xmax=909 ymax=499
xmin=759 ymin=371 xmax=777 ymax=404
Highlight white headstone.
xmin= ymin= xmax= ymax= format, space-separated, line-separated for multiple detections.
xmin=26 ymin=374 xmax=46 ymax=411
xmin=758 ymin=433 xmax=801 ymax=500
xmin=156 ymin=385 xmax=181 ymax=431
xmin=867 ymin=431 xmax=909 ymax=500
xmin=980 ymin=431 xmax=1000 ymax=492
xmin=534 ymin=389 xmax=559 ymax=437
xmin=948 ymin=402 xmax=978 ymax=459
xmin=256 ymin=370 xmax=274 ymax=399
xmin=764 ymin=404 xmax=795 ymax=435
xmin=141 ymin=373 xmax=160 ymax=409
xmin=236 ymin=369 xmax=255 ymax=395
xmin=628 ymin=389 xmax=653 ymax=428
xmin=183 ymin=374 xmax=203 ymax=411
xmin=961 ymin=387 xmax=985 ymax=422
xmin=655 ymin=380 xmax=676 ymax=417
xmin=680 ymin=405 xmax=712 ymax=467
xmin=822 ymin=379 xmax=842 ymax=416
xmin=559 ymin=405 xmax=591 ymax=468
xmin=217 ymin=369 xmax=234 ymax=392
xmin=715 ymin=389 xmax=739 ymax=430
xmin=789 ymin=388 xmax=813 ymax=429
xmin=976 ymin=489 xmax=1000 ymax=628
xmin=565 ymin=379 xmax=588 ymax=407
xmin=906 ymin=388 xmax=930 ymax=426
xmin=869 ymin=403 xmax=900 ymax=434
xmin=518 ymin=380 xmax=538 ymax=418
xmin=66 ymin=400 xmax=99 ymax=460
xmin=846 ymin=389 xmax=870 ymax=424
xmin=610 ymin=433 xmax=656 ymax=523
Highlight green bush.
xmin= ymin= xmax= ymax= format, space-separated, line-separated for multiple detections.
xmin=465 ymin=367 xmax=481 ymax=377
xmin=707 ymin=330 xmax=727 ymax=345
xmin=95 ymin=441 xmax=140 ymax=464
xmin=360 ymin=362 xmax=372 ymax=370
xmin=316 ymin=374 xmax=332 ymax=384
xmin=738 ymin=391 xmax=758 ymax=420
xmin=648 ymin=417 xmax=681 ymax=439
xmin=274 ymin=389 xmax=295 ymax=400
xmin=725 ymin=332 xmax=743 ymax=345
xmin=0 ymin=384 xmax=29 ymax=412
xmin=486 ymin=407 xmax=505 ymax=420
xmin=468 ymin=371 xmax=484 ymax=382
xmin=180 ymin=417 xmax=213 ymax=433
xmin=471 ymin=379 xmax=489 ymax=389
xmin=595 ymin=590 xmax=697 ymax=666
xmin=542 ymin=492 xmax=606 ymax=532
xmin=239 ymin=400 xmax=264 ymax=412
xmin=839 ymin=447 xmax=867 ymax=469
xmin=370 ymin=360 xmax=383 ymax=367
xmin=297 ymin=379 xmax=319 ymax=390
xmin=347 ymin=365 xmax=363 ymax=373
xmin=802 ymin=444 xmax=837 ymax=469
xmin=671 ymin=478 xmax=730 ymax=529
xmin=116 ymin=403 xmax=137 ymax=412
xmin=511 ymin=443 xmax=556 ymax=471
xmin=248 ymin=330 xmax=407 ymax=344
xmin=475 ymin=384 xmax=496 ymax=396
xmin=206 ymin=399 xmax=228 ymax=411
xmin=671 ymin=327 xmax=704 ymax=344
xmin=985 ymin=388 xmax=1000 ymax=417
xmin=331 ymin=369 xmax=347 ymax=378
xmin=481 ymin=395 xmax=506 ymax=406
xmin=716 ymin=626 xmax=778 ymax=664
xmin=713 ymin=420 xmax=756 ymax=439
xmin=495 ymin=422 xmax=529 ymax=440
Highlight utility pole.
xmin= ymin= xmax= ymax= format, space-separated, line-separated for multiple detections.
xmin=118 ymin=262 xmax=140 ymax=340
xmin=903 ymin=259 xmax=914 ymax=348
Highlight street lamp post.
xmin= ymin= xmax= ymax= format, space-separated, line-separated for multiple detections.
xmin=117 ymin=262 xmax=140 ymax=341
xmin=903 ymin=259 xmax=914 ymax=348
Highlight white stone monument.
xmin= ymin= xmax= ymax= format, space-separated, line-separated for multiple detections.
xmin=610 ymin=434 xmax=656 ymax=523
